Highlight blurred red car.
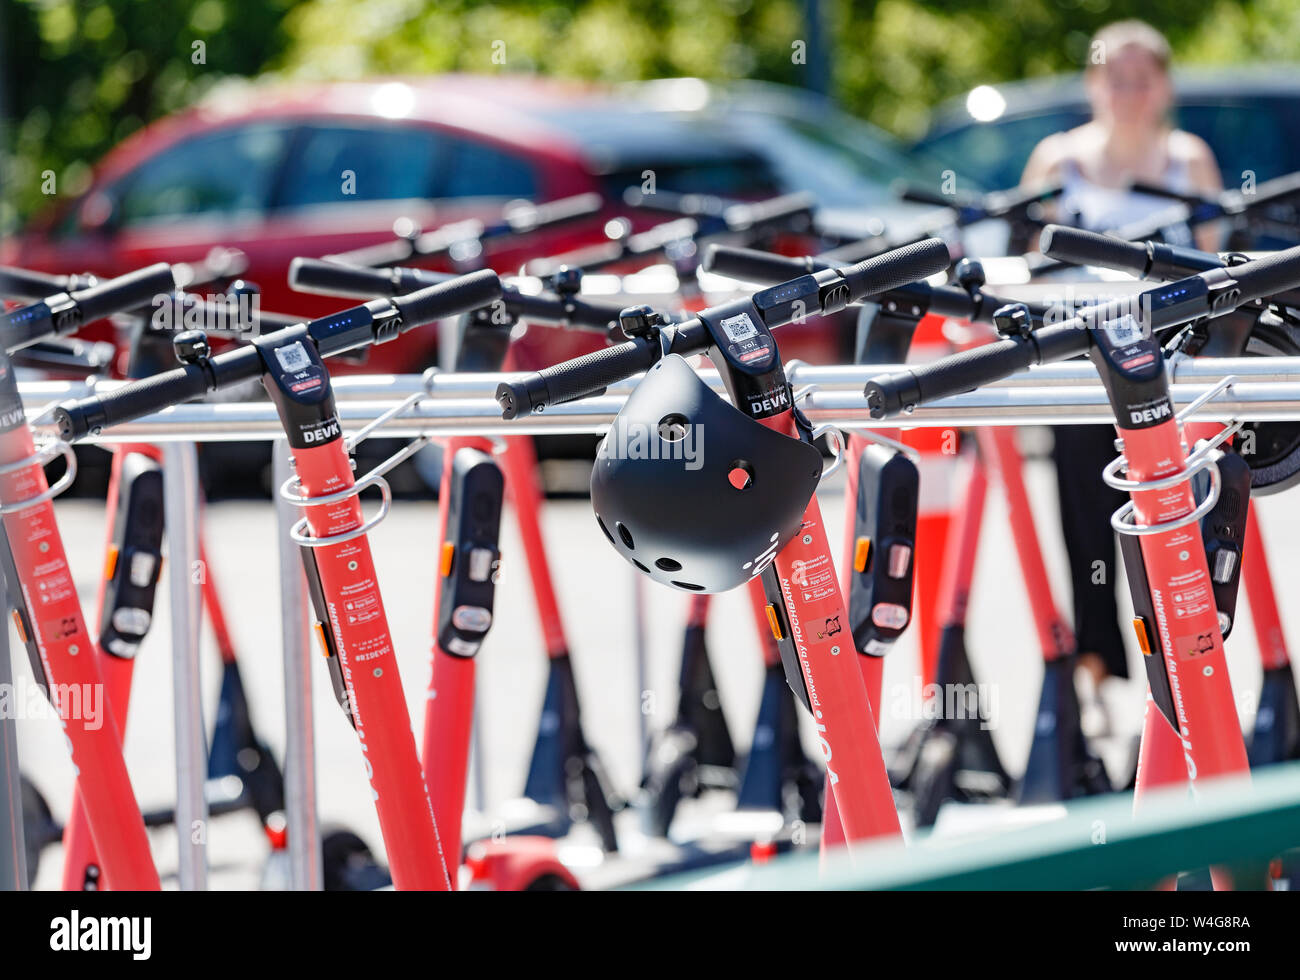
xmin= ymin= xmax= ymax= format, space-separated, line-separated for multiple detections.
xmin=8 ymin=74 xmax=951 ymax=374
xmin=6 ymin=74 xmax=846 ymax=375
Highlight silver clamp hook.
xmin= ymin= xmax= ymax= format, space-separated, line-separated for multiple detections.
xmin=281 ymin=432 xmax=435 ymax=547
xmin=811 ymin=423 xmax=846 ymax=484
xmin=1110 ymin=460 xmax=1221 ymax=536
xmin=0 ymin=441 xmax=80 ymax=515
xmin=281 ymin=471 xmax=393 ymax=548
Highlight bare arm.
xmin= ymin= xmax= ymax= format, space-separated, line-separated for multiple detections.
xmin=1020 ymin=134 xmax=1068 ymax=252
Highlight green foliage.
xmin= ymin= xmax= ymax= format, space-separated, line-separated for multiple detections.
xmin=4 ymin=0 xmax=1298 ymax=231
xmin=2 ymin=0 xmax=295 ymax=230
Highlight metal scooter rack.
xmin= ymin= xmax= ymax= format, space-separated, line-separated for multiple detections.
xmin=10 ymin=358 xmax=1300 ymax=889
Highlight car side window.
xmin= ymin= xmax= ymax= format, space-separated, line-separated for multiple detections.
xmin=1175 ymin=100 xmax=1298 ymax=186
xmin=917 ymin=110 xmax=1089 ymax=190
xmin=440 ymin=136 xmax=538 ymax=200
xmin=275 ymin=124 xmax=442 ymax=208
xmin=113 ymin=123 xmax=292 ymax=226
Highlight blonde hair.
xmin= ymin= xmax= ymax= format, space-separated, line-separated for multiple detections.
xmin=1088 ymin=20 xmax=1171 ymax=73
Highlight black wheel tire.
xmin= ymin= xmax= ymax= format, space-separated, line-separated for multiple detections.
xmin=21 ymin=775 xmax=54 ymax=888
xmin=320 ymin=827 xmax=388 ymax=891
xmin=524 ymin=872 xmax=579 ymax=891
xmin=1237 ymin=320 xmax=1300 ymax=495
xmin=640 ymin=728 xmax=698 ymax=837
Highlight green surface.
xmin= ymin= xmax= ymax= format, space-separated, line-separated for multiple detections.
xmin=639 ymin=760 xmax=1300 ymax=890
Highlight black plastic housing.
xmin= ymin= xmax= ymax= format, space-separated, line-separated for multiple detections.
xmin=436 ymin=448 xmax=504 ymax=658
xmin=847 ymin=446 xmax=919 ymax=656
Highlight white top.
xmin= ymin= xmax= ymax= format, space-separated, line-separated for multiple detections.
xmin=1057 ymin=156 xmax=1192 ymax=234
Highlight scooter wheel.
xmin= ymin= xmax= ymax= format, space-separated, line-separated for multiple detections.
xmin=640 ymin=728 xmax=698 ymax=837
xmin=21 ymin=775 xmax=54 ymax=887
xmin=524 ymin=872 xmax=579 ymax=891
xmin=321 ymin=827 xmax=390 ymax=891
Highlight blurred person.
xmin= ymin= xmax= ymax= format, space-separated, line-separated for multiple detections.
xmin=1019 ymin=20 xmax=1223 ymax=735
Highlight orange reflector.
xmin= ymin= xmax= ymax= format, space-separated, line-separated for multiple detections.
xmin=440 ymin=542 xmax=455 ymax=577
xmin=10 ymin=610 xmax=26 ymax=645
xmin=103 ymin=546 xmax=119 ymax=581
xmin=764 ymin=603 xmax=784 ymax=642
xmin=853 ymin=537 xmax=871 ymax=573
xmin=1132 ymin=618 xmax=1152 ymax=656
xmin=313 ymin=622 xmax=330 ymax=658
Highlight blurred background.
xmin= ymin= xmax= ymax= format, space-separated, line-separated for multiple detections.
xmin=4 ymin=0 xmax=1299 ymax=497
xmin=6 ymin=0 xmax=1300 ymax=231
xmin=4 ymin=0 xmax=1300 ymax=889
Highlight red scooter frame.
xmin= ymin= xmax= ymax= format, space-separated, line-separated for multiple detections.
xmin=0 ymin=357 xmax=159 ymax=890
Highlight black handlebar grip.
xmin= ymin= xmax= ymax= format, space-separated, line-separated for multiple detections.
xmin=864 ymin=337 xmax=1035 ymax=418
xmin=289 ymin=257 xmax=398 ymax=297
xmin=923 ymin=284 xmax=981 ymax=320
xmin=504 ymin=290 xmax=623 ymax=331
xmin=293 ymin=257 xmax=453 ymax=298
xmin=54 ymin=344 xmax=266 ymax=441
xmin=1226 ymin=169 xmax=1300 ymax=212
xmin=842 ymin=238 xmax=950 ymax=303
xmin=73 ymin=263 xmax=176 ymax=321
xmin=863 ymin=321 xmax=1091 ymax=418
xmin=724 ymin=191 xmax=816 ymax=233
xmin=1222 ymin=243 xmax=1300 ymax=306
xmin=983 ymin=183 xmax=1062 ymax=217
xmin=702 ymin=245 xmax=818 ymax=284
xmin=1040 ymin=225 xmax=1150 ymax=276
xmin=893 ymin=180 xmax=974 ymax=210
xmin=252 ymin=309 xmax=307 ymax=332
xmin=55 ymin=365 xmax=207 ymax=441
xmin=0 ymin=266 xmax=72 ymax=301
xmin=505 ymin=192 xmax=603 ymax=234
xmin=390 ymin=269 xmax=501 ymax=327
xmin=495 ymin=336 xmax=661 ymax=419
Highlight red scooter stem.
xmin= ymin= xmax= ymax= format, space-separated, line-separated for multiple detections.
xmin=1242 ymin=510 xmax=1290 ymax=673
xmin=935 ymin=455 xmax=988 ymax=637
xmin=294 ymin=438 xmax=451 ymax=890
xmin=0 ymin=425 xmax=159 ymax=890
xmin=498 ymin=434 xmax=570 ymax=659
xmin=1124 ymin=419 xmax=1250 ymax=789
xmin=977 ymin=427 xmax=1074 ymax=662
xmin=760 ymin=413 xmax=901 ymax=851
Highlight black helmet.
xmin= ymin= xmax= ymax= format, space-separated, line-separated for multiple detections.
xmin=591 ymin=354 xmax=823 ymax=593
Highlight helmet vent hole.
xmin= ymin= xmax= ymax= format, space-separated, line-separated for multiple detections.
xmin=596 ymin=516 xmax=615 ymax=545
xmin=672 ymin=581 xmax=705 ymax=591
xmin=655 ymin=557 xmax=682 ymax=572
xmin=657 ymin=414 xmax=690 ymax=442
xmin=632 ymin=559 xmax=650 ymax=574
xmin=616 ymin=522 xmax=635 ymax=549
xmin=727 ymin=460 xmax=755 ymax=491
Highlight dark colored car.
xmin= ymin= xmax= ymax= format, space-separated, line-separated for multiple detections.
xmin=912 ymin=68 xmax=1300 ymax=194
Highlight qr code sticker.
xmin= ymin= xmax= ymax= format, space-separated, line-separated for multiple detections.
xmin=1105 ymin=314 xmax=1143 ymax=348
xmin=720 ymin=312 xmax=758 ymax=344
xmin=275 ymin=342 xmax=312 ymax=373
